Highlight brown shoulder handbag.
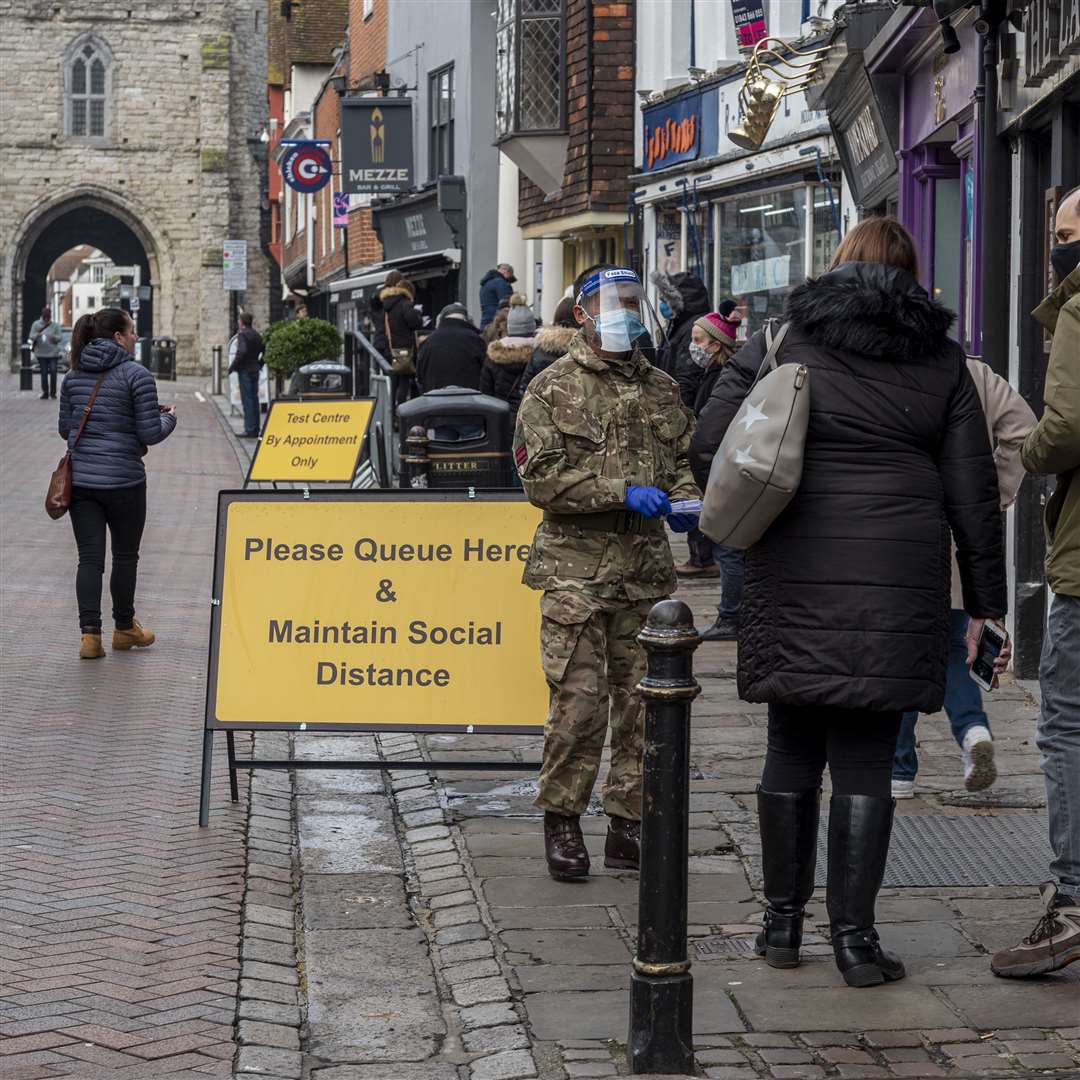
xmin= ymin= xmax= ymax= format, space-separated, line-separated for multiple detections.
xmin=46 ymin=374 xmax=106 ymax=520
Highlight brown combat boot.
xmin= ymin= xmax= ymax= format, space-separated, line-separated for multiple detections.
xmin=79 ymin=632 xmax=105 ymax=659
xmin=604 ymin=816 xmax=641 ymax=871
xmin=112 ymin=619 xmax=155 ymax=650
xmin=544 ymin=811 xmax=590 ymax=881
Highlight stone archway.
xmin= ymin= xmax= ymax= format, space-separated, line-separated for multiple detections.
xmin=7 ymin=187 xmax=168 ymax=362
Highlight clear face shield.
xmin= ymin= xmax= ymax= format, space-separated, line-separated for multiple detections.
xmin=574 ymin=269 xmax=663 ymax=356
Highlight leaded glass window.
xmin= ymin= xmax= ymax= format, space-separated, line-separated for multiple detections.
xmin=495 ymin=0 xmax=565 ymax=140
xmin=67 ymin=38 xmax=110 ymax=139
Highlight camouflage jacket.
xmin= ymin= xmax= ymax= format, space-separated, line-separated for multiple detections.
xmin=513 ymin=333 xmax=700 ymax=602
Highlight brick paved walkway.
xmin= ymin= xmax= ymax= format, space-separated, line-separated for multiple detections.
xmin=0 ymin=375 xmax=247 ymax=1078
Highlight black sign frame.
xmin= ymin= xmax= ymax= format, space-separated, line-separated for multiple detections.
xmin=341 ymin=96 xmax=415 ymax=195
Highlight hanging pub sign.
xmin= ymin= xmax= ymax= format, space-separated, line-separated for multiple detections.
xmin=642 ymin=91 xmax=701 ymax=173
xmin=279 ymin=140 xmax=333 ymax=194
xmin=341 ymin=97 xmax=414 ymax=195
xmin=732 ymin=0 xmax=768 ymax=50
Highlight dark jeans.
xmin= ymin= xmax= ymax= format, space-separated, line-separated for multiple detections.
xmin=238 ymin=370 xmax=260 ymax=436
xmin=893 ymin=609 xmax=989 ymax=781
xmin=38 ymin=357 xmax=58 ymax=397
xmin=69 ymin=483 xmax=147 ymax=632
xmin=762 ymin=703 xmax=903 ymax=798
xmin=712 ymin=543 xmax=745 ymax=618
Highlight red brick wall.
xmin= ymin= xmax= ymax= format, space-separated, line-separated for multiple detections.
xmin=313 ymin=78 xmax=346 ymax=282
xmin=518 ymin=0 xmax=635 ymax=228
xmin=348 ymin=0 xmax=387 ymax=88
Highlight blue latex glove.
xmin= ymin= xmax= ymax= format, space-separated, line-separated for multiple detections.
xmin=626 ymin=486 xmax=672 ymax=518
xmin=667 ymin=512 xmax=699 ymax=533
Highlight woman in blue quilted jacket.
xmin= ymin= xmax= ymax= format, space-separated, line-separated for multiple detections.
xmin=59 ymin=308 xmax=176 ymax=659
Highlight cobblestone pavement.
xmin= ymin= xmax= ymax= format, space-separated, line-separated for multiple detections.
xmin=1 ymin=376 xmax=248 ymax=1078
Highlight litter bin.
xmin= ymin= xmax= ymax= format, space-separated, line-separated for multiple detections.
xmin=288 ymin=361 xmax=352 ymax=398
xmin=151 ymin=337 xmax=176 ymax=380
xmin=19 ymin=344 xmax=35 ymax=391
xmin=396 ymin=388 xmax=514 ymax=489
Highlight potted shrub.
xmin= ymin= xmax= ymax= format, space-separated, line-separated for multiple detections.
xmin=263 ymin=317 xmax=341 ymax=393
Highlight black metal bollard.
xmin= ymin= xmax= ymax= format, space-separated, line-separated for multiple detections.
xmin=629 ymin=598 xmax=700 ymax=1075
xmin=212 ymin=345 xmax=223 ymax=396
xmin=403 ymin=424 xmax=430 ymax=488
xmin=20 ymin=345 xmax=35 ymax=391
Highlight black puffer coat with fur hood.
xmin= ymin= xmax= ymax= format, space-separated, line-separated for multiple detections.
xmin=689 ymin=262 xmax=1007 ymax=714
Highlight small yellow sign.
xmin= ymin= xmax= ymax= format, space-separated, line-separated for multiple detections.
xmin=247 ymin=399 xmax=374 ymax=484
xmin=208 ymin=492 xmax=547 ymax=732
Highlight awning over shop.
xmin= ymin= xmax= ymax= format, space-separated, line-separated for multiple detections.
xmin=329 ymin=248 xmax=462 ymax=296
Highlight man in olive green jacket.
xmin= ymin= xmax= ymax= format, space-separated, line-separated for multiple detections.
xmin=993 ymin=187 xmax=1080 ymax=979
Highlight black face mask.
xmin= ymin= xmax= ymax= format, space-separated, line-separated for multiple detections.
xmin=1050 ymin=238 xmax=1080 ymax=283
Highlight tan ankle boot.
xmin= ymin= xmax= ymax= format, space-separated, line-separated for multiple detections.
xmin=80 ymin=632 xmax=105 ymax=659
xmin=112 ymin=619 xmax=155 ymax=650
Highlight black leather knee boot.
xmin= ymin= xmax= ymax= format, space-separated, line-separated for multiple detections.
xmin=826 ymin=794 xmax=905 ymax=987
xmin=754 ymin=788 xmax=820 ymax=968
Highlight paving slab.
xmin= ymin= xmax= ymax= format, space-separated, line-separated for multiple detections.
xmin=302 ymin=928 xmax=444 ymax=1061
xmin=301 ymin=873 xmax=414 ymax=931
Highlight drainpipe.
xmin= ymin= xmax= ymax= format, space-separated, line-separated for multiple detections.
xmin=976 ymin=1 xmax=1008 ymax=377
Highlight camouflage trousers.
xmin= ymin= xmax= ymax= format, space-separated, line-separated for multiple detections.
xmin=535 ymin=591 xmax=654 ymax=820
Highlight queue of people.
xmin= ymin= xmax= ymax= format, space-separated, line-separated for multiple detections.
xmin=508 ymin=200 xmax=1079 ymax=987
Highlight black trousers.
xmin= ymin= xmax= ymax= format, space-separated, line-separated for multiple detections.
xmin=761 ymin=703 xmax=902 ymax=798
xmin=69 ymin=483 xmax=147 ymax=632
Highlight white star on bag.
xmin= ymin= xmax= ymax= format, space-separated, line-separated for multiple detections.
xmin=739 ymin=400 xmax=769 ymax=432
xmin=734 ymin=446 xmax=755 ymax=466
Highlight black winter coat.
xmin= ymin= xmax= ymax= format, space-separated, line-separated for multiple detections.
xmin=59 ymin=340 xmax=176 ymax=489
xmin=655 ymin=273 xmax=710 ymax=387
xmin=507 ymin=325 xmax=579 ymax=414
xmin=416 ymin=319 xmax=485 ymax=393
xmin=371 ymin=285 xmax=421 ymax=358
xmin=689 ymin=262 xmax=1007 ymax=714
xmin=479 ymin=337 xmax=533 ymax=416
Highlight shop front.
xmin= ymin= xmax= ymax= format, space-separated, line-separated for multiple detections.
xmin=328 ymin=186 xmax=463 ymax=341
xmin=867 ymin=10 xmax=983 ymax=354
xmin=999 ymin=1 xmax=1080 ymax=676
xmin=634 ymin=64 xmax=841 ymax=339
xmin=806 ymin=1 xmax=901 ymax=218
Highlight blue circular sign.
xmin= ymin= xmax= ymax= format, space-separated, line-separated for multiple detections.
xmin=281 ymin=144 xmax=332 ymax=193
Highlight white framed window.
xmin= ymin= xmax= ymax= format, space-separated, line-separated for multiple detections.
xmin=65 ymin=35 xmax=112 ymax=139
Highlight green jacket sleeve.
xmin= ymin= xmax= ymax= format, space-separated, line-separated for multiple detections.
xmin=513 ymin=388 xmax=627 ymax=513
xmin=1022 ymin=298 xmax=1080 ymax=476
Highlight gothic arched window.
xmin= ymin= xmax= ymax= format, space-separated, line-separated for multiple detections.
xmin=66 ymin=36 xmax=112 ymax=139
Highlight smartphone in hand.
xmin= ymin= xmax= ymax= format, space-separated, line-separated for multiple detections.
xmin=971 ymin=621 xmax=1008 ymax=691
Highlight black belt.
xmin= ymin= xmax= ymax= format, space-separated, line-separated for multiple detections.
xmin=543 ymin=509 xmax=662 ymax=535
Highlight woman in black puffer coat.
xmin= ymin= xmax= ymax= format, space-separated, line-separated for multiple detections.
xmin=370 ymin=271 xmax=422 ymax=411
xmin=59 ymin=308 xmax=176 ymax=660
xmin=507 ymin=296 xmax=578 ymax=416
xmin=689 ymin=218 xmax=1008 ymax=990
xmin=479 ymin=294 xmax=535 ymax=419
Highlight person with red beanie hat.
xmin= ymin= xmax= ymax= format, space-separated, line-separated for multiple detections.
xmin=686 ymin=302 xmax=746 ymax=641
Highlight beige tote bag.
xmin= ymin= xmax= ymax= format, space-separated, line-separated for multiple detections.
xmin=698 ymin=322 xmax=809 ymax=550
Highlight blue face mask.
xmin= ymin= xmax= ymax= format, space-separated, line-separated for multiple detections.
xmin=591 ymin=309 xmax=648 ymax=353
xmin=659 ymin=300 xmax=674 ymax=320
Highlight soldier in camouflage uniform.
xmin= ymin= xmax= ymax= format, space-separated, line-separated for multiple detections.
xmin=513 ymin=266 xmax=700 ymax=880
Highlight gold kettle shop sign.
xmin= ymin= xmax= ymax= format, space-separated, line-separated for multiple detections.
xmin=728 ymin=37 xmax=831 ymax=151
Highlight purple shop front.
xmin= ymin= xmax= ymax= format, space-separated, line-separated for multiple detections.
xmin=870 ymin=14 xmax=983 ymax=354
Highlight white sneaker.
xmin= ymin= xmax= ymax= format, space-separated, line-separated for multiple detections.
xmin=961 ymin=725 xmax=997 ymax=792
xmin=891 ymin=779 xmax=914 ymax=800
